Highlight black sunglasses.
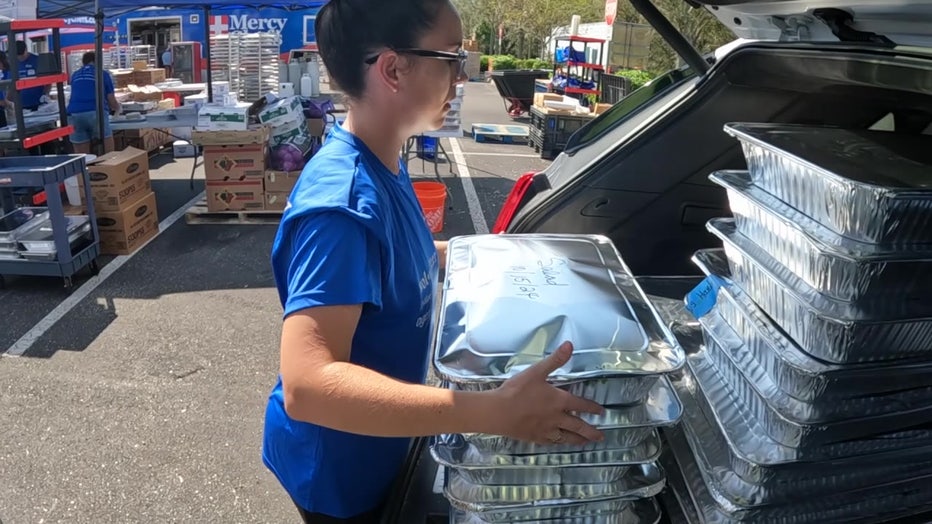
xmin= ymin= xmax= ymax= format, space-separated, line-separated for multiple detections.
xmin=365 ymin=48 xmax=468 ymax=79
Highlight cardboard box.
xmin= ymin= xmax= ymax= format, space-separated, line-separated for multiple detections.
xmin=264 ymin=191 xmax=290 ymax=211
xmin=203 ymin=143 xmax=266 ymax=181
xmin=533 ymin=93 xmax=563 ymax=108
xmin=305 ymin=117 xmax=325 ymax=138
xmin=205 ymin=179 xmax=265 ymax=212
xmin=270 ymin=118 xmax=310 ymax=145
xmin=592 ymin=103 xmax=613 ymax=115
xmin=264 ymin=170 xmax=301 ymax=193
xmin=127 ymin=84 xmax=163 ymax=102
xmin=198 ymin=103 xmax=250 ymax=131
xmin=83 ymin=147 xmax=151 ymax=212
xmin=191 ymin=126 xmax=269 ymax=146
xmin=132 ymin=61 xmax=149 ymax=71
xmin=113 ymin=70 xmax=134 ymax=89
xmin=95 ymin=191 xmax=159 ymax=256
xmin=157 ymin=98 xmax=176 ymax=110
xmin=132 ymin=68 xmax=166 ymax=86
xmin=257 ymin=96 xmax=304 ymax=127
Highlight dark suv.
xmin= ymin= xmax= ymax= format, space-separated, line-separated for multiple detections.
xmin=385 ymin=1 xmax=932 ymax=522
xmin=493 ymin=0 xmax=932 ymax=276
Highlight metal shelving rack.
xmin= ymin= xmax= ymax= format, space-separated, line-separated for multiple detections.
xmin=0 ymin=18 xmax=73 ymax=154
xmin=210 ymin=32 xmax=281 ymax=102
xmin=0 ymin=155 xmax=100 ymax=290
xmin=552 ymin=35 xmax=606 ymax=100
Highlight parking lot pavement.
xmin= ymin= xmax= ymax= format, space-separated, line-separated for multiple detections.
xmin=0 ymin=81 xmax=553 ymax=523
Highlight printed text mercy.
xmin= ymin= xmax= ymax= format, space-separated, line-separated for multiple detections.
xmin=230 ymin=16 xmax=287 ymax=33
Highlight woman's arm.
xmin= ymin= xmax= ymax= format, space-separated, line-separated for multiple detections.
xmin=107 ymin=93 xmax=121 ymax=115
xmin=280 ymin=304 xmax=605 ymax=446
xmin=434 ymin=240 xmax=447 ymax=270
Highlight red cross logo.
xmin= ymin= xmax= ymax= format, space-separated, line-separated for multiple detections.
xmin=209 ymin=15 xmax=229 ymax=35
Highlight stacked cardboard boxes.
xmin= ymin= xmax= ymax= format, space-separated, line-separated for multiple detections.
xmin=82 ymin=147 xmax=160 ymax=255
xmin=194 ymin=127 xmax=269 ymax=212
xmin=263 ymin=170 xmax=301 ymax=211
xmin=191 ymin=94 xmax=333 ymax=214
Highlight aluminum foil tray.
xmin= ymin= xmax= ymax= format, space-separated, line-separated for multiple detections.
xmin=444 ymin=463 xmax=664 ymax=513
xmin=449 ymin=497 xmax=662 ymax=524
xmin=678 ymin=381 xmax=932 ymax=507
xmin=431 ymin=433 xmax=660 ymax=486
xmin=462 ymin=377 xmax=681 ymax=455
xmin=706 ymin=220 xmax=932 ymax=363
xmin=0 ymin=207 xmax=49 ymax=244
xmin=665 ymin=418 xmax=932 ymax=523
xmin=703 ymin=313 xmax=932 ymax=447
xmin=711 ymin=170 xmax=932 ymax=304
xmin=681 ymin=346 xmax=932 ymax=465
xmin=435 ymin=234 xmax=684 ymax=404
xmin=724 ymin=123 xmax=932 ymax=245
xmin=17 ymin=216 xmax=91 ymax=254
xmin=703 ymin=269 xmax=932 ymax=404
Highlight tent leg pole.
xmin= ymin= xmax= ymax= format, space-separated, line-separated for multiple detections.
xmin=204 ymin=6 xmax=213 ymax=103
xmin=95 ymin=9 xmax=106 ymax=156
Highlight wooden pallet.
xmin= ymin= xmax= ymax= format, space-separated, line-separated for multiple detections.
xmin=185 ymin=199 xmax=283 ymax=225
xmin=472 ymin=123 xmax=530 ymax=144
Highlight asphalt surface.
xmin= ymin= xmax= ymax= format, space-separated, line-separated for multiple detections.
xmin=0 ymin=82 xmax=551 ymax=523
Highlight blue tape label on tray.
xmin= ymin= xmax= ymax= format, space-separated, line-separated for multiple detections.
xmin=685 ymin=275 xmax=726 ymax=319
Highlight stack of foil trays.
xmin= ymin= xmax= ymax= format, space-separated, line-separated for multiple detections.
xmin=432 ymin=234 xmax=686 ymax=523
xmin=668 ymin=122 xmax=932 ymax=522
xmin=0 ymin=207 xmax=50 ymax=260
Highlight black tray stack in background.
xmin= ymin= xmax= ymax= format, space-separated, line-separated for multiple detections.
xmin=665 ymin=123 xmax=932 ymax=523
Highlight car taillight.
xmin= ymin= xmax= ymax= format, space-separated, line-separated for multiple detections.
xmin=492 ymin=171 xmax=536 ymax=234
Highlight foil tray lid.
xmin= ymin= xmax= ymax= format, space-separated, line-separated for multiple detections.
xmin=434 ymin=234 xmax=685 ymax=385
xmin=724 ymin=123 xmax=932 ymax=191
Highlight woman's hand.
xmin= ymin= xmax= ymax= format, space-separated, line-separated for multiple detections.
xmin=488 ymin=341 xmax=605 ymax=446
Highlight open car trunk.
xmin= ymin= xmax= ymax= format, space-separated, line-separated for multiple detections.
xmin=507 ymin=43 xmax=932 ymax=275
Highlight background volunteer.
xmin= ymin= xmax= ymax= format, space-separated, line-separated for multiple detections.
xmin=14 ymin=41 xmax=50 ymax=111
xmin=68 ymin=52 xmax=120 ymax=154
xmin=161 ymin=47 xmax=173 ymax=78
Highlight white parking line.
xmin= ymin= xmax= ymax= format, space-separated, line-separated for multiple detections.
xmin=456 ymin=152 xmax=540 ymax=158
xmin=4 ymin=190 xmax=206 ymax=357
xmin=448 ymin=138 xmax=489 ymax=235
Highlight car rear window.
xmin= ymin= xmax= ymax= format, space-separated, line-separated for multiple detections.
xmin=565 ymin=67 xmax=696 ymax=152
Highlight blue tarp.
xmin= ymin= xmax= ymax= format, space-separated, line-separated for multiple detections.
xmin=38 ymin=0 xmax=327 ymax=18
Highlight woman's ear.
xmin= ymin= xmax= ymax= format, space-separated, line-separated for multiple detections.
xmin=372 ymin=52 xmax=403 ymax=94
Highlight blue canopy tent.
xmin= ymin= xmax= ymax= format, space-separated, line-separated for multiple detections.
xmin=36 ymin=0 xmax=328 ymax=154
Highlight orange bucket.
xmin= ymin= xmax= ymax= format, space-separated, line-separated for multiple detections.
xmin=412 ymin=181 xmax=447 ymax=233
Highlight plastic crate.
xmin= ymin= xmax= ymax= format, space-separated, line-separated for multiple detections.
xmin=529 ymin=106 xmax=593 ymax=159
xmin=600 ymin=74 xmax=631 ymax=105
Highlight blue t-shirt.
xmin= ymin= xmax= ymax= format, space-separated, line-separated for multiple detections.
xmin=262 ymin=124 xmax=440 ymax=517
xmin=18 ymin=54 xmax=44 ymax=109
xmin=68 ymin=64 xmax=115 ymax=114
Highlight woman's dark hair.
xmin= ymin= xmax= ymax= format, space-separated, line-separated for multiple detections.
xmin=82 ymin=52 xmax=96 ymax=66
xmin=315 ymin=0 xmax=450 ymax=99
xmin=0 ymin=52 xmax=9 ymax=71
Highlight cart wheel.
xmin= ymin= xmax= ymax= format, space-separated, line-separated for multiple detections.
xmin=89 ymin=259 xmax=100 ymax=276
xmin=63 ymin=276 xmax=74 ymax=290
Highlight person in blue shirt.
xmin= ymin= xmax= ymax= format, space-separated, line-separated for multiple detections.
xmin=0 ymin=52 xmax=10 ymax=128
xmin=67 ymin=52 xmax=121 ymax=154
xmin=262 ymin=0 xmax=605 ymax=522
xmin=14 ymin=41 xmax=49 ymax=111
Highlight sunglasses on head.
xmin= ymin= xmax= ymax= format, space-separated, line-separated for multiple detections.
xmin=365 ymin=48 xmax=468 ymax=79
